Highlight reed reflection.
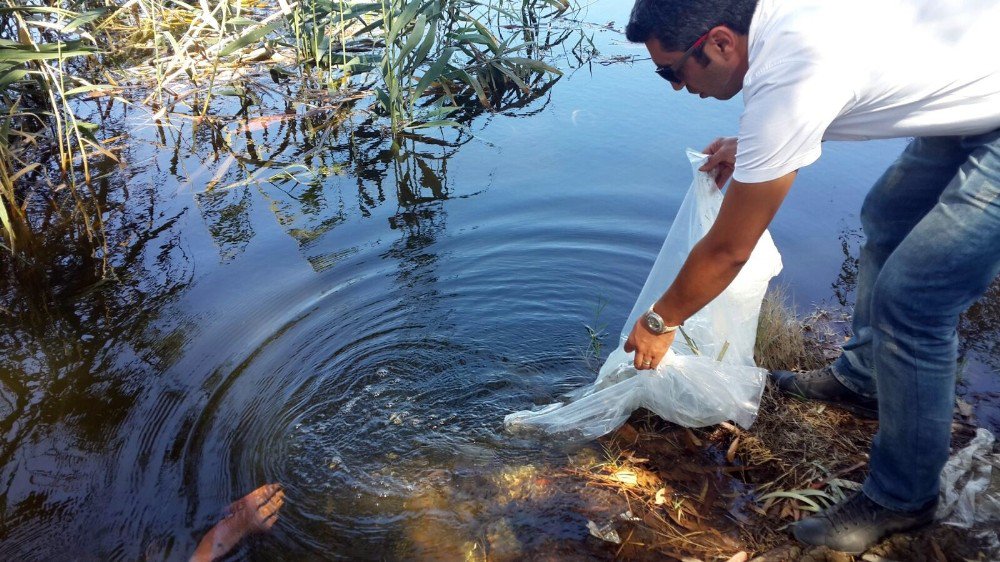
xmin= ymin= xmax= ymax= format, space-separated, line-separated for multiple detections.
xmin=0 ymin=153 xmax=192 ymax=557
xmin=959 ymin=279 xmax=1000 ymax=371
xmin=172 ymin=0 xmax=592 ymax=266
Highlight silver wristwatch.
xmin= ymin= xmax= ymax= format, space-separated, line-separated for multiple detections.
xmin=643 ymin=308 xmax=679 ymax=335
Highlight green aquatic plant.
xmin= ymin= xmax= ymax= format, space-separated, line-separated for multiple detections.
xmin=584 ymin=297 xmax=608 ymax=361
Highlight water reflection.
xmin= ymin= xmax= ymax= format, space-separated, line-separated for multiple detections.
xmin=831 ymin=225 xmax=863 ymax=309
xmin=831 ymin=225 xmax=1000 ymax=430
xmin=0 ymin=155 xmax=192 ymax=557
xmin=195 ymin=188 xmax=255 ymax=263
xmin=960 ymin=279 xmax=1000 ymax=370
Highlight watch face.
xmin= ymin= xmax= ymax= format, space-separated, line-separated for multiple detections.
xmin=645 ymin=312 xmax=664 ymax=333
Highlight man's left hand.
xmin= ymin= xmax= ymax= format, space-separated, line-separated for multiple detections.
xmin=624 ymin=319 xmax=677 ymax=370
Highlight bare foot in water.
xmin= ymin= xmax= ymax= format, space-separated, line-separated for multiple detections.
xmin=190 ymin=483 xmax=285 ymax=562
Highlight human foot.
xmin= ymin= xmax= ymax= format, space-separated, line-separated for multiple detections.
xmin=190 ymin=483 xmax=285 ymax=562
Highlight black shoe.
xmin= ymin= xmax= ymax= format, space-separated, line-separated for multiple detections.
xmin=770 ymin=366 xmax=878 ymax=419
xmin=792 ymin=492 xmax=937 ymax=554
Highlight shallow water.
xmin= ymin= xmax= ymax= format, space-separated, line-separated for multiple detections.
xmin=1 ymin=2 xmax=997 ymax=559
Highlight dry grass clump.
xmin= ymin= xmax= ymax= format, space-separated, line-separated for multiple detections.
xmin=753 ymin=286 xmax=809 ymax=372
xmin=754 ymin=286 xmax=847 ymax=372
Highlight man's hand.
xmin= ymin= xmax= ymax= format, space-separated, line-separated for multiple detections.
xmin=625 ymin=171 xmax=796 ymax=371
xmin=624 ymin=319 xmax=677 ymax=371
xmin=700 ymin=137 xmax=737 ymax=189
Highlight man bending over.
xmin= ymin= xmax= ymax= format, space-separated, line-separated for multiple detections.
xmin=622 ymin=0 xmax=1000 ymax=554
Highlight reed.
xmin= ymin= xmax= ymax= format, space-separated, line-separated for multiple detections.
xmin=0 ymin=1 xmax=112 ymax=259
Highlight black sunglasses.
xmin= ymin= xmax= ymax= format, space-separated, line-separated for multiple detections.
xmin=655 ymin=31 xmax=710 ymax=84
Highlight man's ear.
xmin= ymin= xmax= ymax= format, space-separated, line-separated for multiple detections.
xmin=706 ymin=25 xmax=739 ymax=61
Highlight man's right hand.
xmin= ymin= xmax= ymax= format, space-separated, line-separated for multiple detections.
xmin=700 ymin=137 xmax=737 ymax=189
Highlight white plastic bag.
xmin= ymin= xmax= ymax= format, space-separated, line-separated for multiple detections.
xmin=937 ymin=428 xmax=1000 ymax=529
xmin=505 ymin=150 xmax=783 ymax=439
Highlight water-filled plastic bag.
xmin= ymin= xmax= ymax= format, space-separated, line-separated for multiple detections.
xmin=505 ymin=150 xmax=783 ymax=439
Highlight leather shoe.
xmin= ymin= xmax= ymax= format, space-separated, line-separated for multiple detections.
xmin=793 ymin=492 xmax=937 ymax=554
xmin=770 ymin=366 xmax=878 ymax=419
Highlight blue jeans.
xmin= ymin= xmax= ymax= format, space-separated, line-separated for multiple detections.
xmin=831 ymin=130 xmax=1000 ymax=512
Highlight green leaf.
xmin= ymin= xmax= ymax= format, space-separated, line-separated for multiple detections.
xmin=449 ymin=32 xmax=492 ymax=46
xmin=338 ymin=2 xmax=382 ymax=20
xmin=504 ymin=56 xmax=563 ymax=75
xmin=0 ymin=68 xmax=28 ymax=90
xmin=456 ymin=69 xmax=488 ymax=107
xmin=0 ymin=6 xmax=75 ymax=17
xmin=353 ymin=15 xmax=387 ymax=37
xmin=385 ymin=0 xmax=421 ymax=48
xmin=32 ymin=40 xmax=93 ymax=53
xmin=218 ymin=20 xmax=282 ymax=57
xmin=74 ymin=120 xmax=99 ymax=141
xmin=413 ymin=46 xmax=455 ymax=99
xmin=490 ymin=61 xmax=530 ymax=93
xmin=63 ymin=84 xmax=113 ymax=97
xmin=407 ymin=15 xmax=436 ymax=72
xmin=425 ymin=103 xmax=458 ymax=118
xmin=465 ymin=11 xmax=501 ymax=55
xmin=387 ymin=0 xmax=424 ymax=44
xmin=0 ymin=43 xmax=96 ymax=63
xmin=226 ymin=17 xmax=259 ymax=27
xmin=502 ymin=41 xmax=533 ymax=53
xmin=375 ymin=87 xmax=392 ymax=113
xmin=62 ymin=8 xmax=107 ymax=33
xmin=397 ymin=13 xmax=426 ymax=63
xmin=338 ymin=55 xmax=376 ymax=73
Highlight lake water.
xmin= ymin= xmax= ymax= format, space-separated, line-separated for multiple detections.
xmin=1 ymin=1 xmax=997 ymax=559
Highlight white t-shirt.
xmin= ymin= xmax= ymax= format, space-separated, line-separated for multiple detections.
xmin=734 ymin=0 xmax=1000 ymax=184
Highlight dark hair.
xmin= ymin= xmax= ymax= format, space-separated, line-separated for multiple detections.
xmin=626 ymin=0 xmax=758 ymax=51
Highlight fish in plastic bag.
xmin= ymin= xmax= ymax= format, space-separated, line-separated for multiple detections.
xmin=505 ymin=150 xmax=783 ymax=439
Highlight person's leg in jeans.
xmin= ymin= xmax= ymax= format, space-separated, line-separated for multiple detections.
xmin=794 ymin=129 xmax=1000 ymax=552
xmin=832 ymin=137 xmax=972 ymax=398
xmin=863 ymin=129 xmax=1000 ymax=511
